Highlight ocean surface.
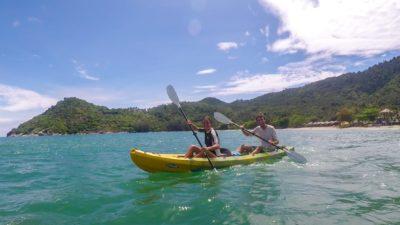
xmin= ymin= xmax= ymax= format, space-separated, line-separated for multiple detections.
xmin=1 ymin=128 xmax=400 ymax=225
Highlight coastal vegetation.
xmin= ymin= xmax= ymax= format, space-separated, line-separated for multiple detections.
xmin=7 ymin=56 xmax=400 ymax=136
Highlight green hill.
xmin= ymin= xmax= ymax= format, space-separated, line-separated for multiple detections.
xmin=7 ymin=56 xmax=400 ymax=136
xmin=7 ymin=97 xmax=160 ymax=136
xmin=230 ymin=56 xmax=400 ymax=125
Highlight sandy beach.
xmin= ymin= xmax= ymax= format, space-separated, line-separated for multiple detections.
xmin=285 ymin=125 xmax=400 ymax=131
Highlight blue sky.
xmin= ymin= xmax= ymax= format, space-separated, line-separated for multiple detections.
xmin=1 ymin=0 xmax=400 ymax=135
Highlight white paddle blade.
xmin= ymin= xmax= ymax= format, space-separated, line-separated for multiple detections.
xmin=213 ymin=112 xmax=232 ymax=124
xmin=286 ymin=150 xmax=307 ymax=164
xmin=166 ymin=85 xmax=181 ymax=107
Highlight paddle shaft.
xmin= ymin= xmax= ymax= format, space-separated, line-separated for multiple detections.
xmin=178 ymin=108 xmax=203 ymax=147
xmin=177 ymin=107 xmax=216 ymax=170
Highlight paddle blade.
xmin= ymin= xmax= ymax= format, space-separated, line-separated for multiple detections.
xmin=214 ymin=112 xmax=232 ymax=124
xmin=285 ymin=150 xmax=307 ymax=164
xmin=166 ymin=85 xmax=181 ymax=107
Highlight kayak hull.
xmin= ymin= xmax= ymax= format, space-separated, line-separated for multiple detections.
xmin=130 ymin=147 xmax=293 ymax=173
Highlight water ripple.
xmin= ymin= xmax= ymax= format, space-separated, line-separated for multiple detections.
xmin=1 ymin=128 xmax=400 ymax=224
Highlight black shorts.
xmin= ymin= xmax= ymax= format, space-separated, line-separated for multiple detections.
xmin=220 ymin=148 xmax=232 ymax=155
xmin=209 ymin=148 xmax=232 ymax=156
xmin=248 ymin=146 xmax=276 ymax=153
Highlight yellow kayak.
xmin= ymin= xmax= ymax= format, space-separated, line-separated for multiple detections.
xmin=130 ymin=147 xmax=293 ymax=173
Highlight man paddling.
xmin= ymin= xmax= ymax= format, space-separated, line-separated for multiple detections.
xmin=184 ymin=116 xmax=231 ymax=158
xmin=237 ymin=113 xmax=279 ymax=155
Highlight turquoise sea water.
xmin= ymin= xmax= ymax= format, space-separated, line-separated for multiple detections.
xmin=1 ymin=128 xmax=400 ymax=225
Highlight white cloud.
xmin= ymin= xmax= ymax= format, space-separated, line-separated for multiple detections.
xmin=0 ymin=118 xmax=21 ymax=136
xmin=52 ymin=86 xmax=123 ymax=106
xmin=49 ymin=85 xmax=169 ymax=109
xmin=12 ymin=20 xmax=20 ymax=27
xmin=27 ymin=17 xmax=41 ymax=23
xmin=191 ymin=0 xmax=207 ymax=12
xmin=0 ymin=83 xmax=57 ymax=112
xmin=0 ymin=84 xmax=58 ymax=136
xmin=197 ymin=68 xmax=216 ymax=75
xmin=235 ymin=70 xmax=250 ymax=76
xmin=32 ymin=54 xmax=41 ymax=59
xmin=354 ymin=61 xmax=365 ymax=67
xmin=276 ymin=54 xmax=345 ymax=79
xmin=72 ymin=59 xmax=100 ymax=81
xmin=193 ymin=85 xmax=218 ymax=94
xmin=130 ymin=99 xmax=170 ymax=109
xmin=188 ymin=19 xmax=202 ymax=36
xmin=228 ymin=56 xmax=238 ymax=60
xmin=217 ymin=42 xmax=238 ymax=52
xmin=248 ymin=5 xmax=258 ymax=16
xmin=215 ymin=72 xmax=339 ymax=96
xmin=0 ymin=118 xmax=15 ymax=124
xmin=47 ymin=84 xmax=179 ymax=109
xmin=0 ymin=110 xmax=48 ymax=136
xmin=195 ymin=85 xmax=217 ymax=89
xmin=261 ymin=57 xmax=269 ymax=64
xmin=260 ymin=0 xmax=400 ymax=56
xmin=196 ymin=55 xmax=345 ymax=96
xmin=245 ymin=31 xmax=251 ymax=36
xmin=259 ymin=25 xmax=269 ymax=38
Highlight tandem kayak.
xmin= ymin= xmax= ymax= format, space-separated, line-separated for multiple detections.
xmin=130 ymin=147 xmax=294 ymax=173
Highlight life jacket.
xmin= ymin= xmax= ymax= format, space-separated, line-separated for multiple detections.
xmin=203 ymin=128 xmax=232 ymax=156
xmin=204 ymin=128 xmax=219 ymax=147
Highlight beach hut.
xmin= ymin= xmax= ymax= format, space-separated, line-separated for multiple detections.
xmin=380 ymin=108 xmax=393 ymax=114
xmin=379 ymin=108 xmax=394 ymax=125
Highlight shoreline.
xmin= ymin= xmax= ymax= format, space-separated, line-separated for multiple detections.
xmin=285 ymin=125 xmax=400 ymax=131
xmin=5 ymin=125 xmax=400 ymax=137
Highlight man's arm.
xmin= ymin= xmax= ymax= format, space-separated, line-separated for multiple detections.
xmin=240 ymin=125 xmax=253 ymax=136
xmin=269 ymin=138 xmax=279 ymax=145
xmin=269 ymin=127 xmax=279 ymax=145
xmin=203 ymin=143 xmax=220 ymax=151
xmin=187 ymin=120 xmax=200 ymax=131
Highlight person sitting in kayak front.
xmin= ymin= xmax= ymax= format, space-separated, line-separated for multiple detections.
xmin=237 ymin=113 xmax=279 ymax=156
xmin=184 ymin=116 xmax=231 ymax=158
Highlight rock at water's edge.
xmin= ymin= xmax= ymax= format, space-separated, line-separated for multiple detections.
xmin=6 ymin=128 xmax=18 ymax=137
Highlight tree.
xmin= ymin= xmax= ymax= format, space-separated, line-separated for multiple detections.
xmin=273 ymin=117 xmax=289 ymax=128
xmin=289 ymin=115 xmax=307 ymax=127
xmin=355 ymin=107 xmax=379 ymax=121
xmin=243 ymin=120 xmax=257 ymax=129
xmin=336 ymin=107 xmax=353 ymax=122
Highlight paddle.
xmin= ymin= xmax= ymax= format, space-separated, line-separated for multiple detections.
xmin=214 ymin=112 xmax=307 ymax=164
xmin=166 ymin=85 xmax=217 ymax=171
